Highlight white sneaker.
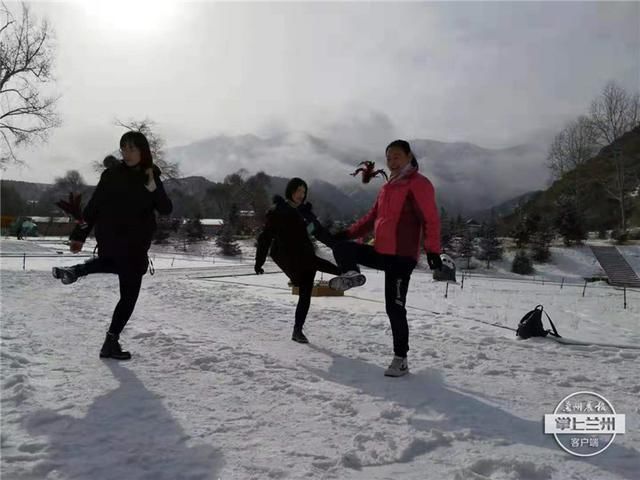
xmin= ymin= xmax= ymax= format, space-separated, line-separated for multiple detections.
xmin=328 ymin=271 xmax=367 ymax=291
xmin=384 ymin=356 xmax=409 ymax=377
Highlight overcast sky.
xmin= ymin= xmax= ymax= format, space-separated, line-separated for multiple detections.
xmin=2 ymin=0 xmax=638 ymax=184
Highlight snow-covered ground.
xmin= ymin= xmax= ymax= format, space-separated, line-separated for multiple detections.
xmin=1 ymin=238 xmax=639 ymax=480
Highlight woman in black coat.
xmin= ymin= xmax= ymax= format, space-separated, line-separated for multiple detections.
xmin=52 ymin=131 xmax=173 ymax=360
xmin=255 ymin=178 xmax=341 ymax=343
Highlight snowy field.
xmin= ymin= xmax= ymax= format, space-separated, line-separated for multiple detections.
xmin=1 ymin=238 xmax=639 ymax=480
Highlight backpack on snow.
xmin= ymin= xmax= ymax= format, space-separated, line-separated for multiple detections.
xmin=516 ymin=305 xmax=561 ymax=339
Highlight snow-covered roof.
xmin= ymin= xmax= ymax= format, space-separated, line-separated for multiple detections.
xmin=200 ymin=219 xmax=224 ymax=226
xmin=181 ymin=218 xmax=224 ymax=226
xmin=30 ymin=217 xmax=71 ymax=223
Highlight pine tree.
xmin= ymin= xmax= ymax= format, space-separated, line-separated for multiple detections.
xmin=511 ymin=210 xmax=541 ymax=249
xmin=185 ymin=216 xmax=205 ymax=241
xmin=228 ymin=203 xmax=240 ymax=234
xmin=459 ymin=230 xmax=475 ymax=269
xmin=216 ymin=226 xmax=242 ymax=256
xmin=554 ymin=196 xmax=587 ymax=246
xmin=512 ymin=250 xmax=534 ymax=275
xmin=454 ymin=214 xmax=465 ymax=237
xmin=478 ymin=220 xmax=503 ymax=268
xmin=440 ymin=207 xmax=452 ymax=251
xmin=511 ymin=219 xmax=529 ymax=250
xmin=531 ymin=221 xmax=554 ymax=263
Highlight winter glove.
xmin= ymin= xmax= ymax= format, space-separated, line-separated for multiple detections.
xmin=255 ymin=265 xmax=264 ymax=275
xmin=55 ymin=192 xmax=84 ymax=223
xmin=426 ymin=252 xmax=443 ymax=270
xmin=70 ymin=240 xmax=84 ymax=253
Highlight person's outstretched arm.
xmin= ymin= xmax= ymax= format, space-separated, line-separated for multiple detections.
xmin=68 ymin=170 xmax=108 ymax=251
xmin=255 ymin=212 xmax=275 ymax=273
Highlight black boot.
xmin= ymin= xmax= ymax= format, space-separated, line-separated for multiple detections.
xmin=291 ymin=328 xmax=309 ymax=344
xmin=52 ymin=264 xmax=86 ymax=285
xmin=99 ymin=332 xmax=132 ymax=360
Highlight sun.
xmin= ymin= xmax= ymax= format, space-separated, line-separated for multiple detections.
xmin=78 ymin=0 xmax=178 ymax=37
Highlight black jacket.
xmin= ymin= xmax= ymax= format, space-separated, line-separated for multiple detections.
xmin=70 ymin=162 xmax=173 ymax=258
xmin=255 ymin=196 xmax=320 ymax=278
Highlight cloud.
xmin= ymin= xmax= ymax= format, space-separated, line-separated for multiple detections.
xmin=2 ymin=1 xmax=637 ymax=185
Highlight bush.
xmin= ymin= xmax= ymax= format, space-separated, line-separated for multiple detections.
xmin=512 ymin=250 xmax=534 ymax=275
xmin=611 ymin=229 xmax=629 ymax=244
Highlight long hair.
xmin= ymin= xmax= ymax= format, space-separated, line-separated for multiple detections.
xmin=285 ymin=177 xmax=308 ymax=202
xmin=120 ymin=131 xmax=153 ymax=169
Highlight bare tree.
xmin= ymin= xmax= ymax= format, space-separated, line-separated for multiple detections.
xmin=93 ymin=118 xmax=180 ymax=178
xmin=597 ymin=146 xmax=640 ymax=234
xmin=116 ymin=118 xmax=179 ymax=178
xmin=546 ymin=116 xmax=599 ymax=179
xmin=589 ymin=81 xmax=640 ymax=146
xmin=546 ymin=116 xmax=599 ymax=210
xmin=38 ymin=169 xmax=87 ymax=216
xmin=587 ymin=82 xmax=640 ymax=234
xmin=53 ymin=169 xmax=86 ymax=194
xmin=0 ymin=2 xmax=60 ymax=169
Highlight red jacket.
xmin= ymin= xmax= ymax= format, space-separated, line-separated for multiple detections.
xmin=347 ymin=166 xmax=440 ymax=260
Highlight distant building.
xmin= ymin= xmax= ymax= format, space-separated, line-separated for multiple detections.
xmin=465 ymin=219 xmax=482 ymax=236
xmin=238 ymin=210 xmax=261 ymax=231
xmin=181 ymin=218 xmax=224 ymax=236
xmin=30 ymin=216 xmax=74 ymax=236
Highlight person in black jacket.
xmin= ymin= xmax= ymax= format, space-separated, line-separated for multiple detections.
xmin=255 ymin=178 xmax=341 ymax=344
xmin=52 ymin=131 xmax=173 ymax=360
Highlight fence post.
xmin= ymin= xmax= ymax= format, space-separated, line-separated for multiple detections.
xmin=624 ymin=287 xmax=627 ymax=310
xmin=23 ymin=253 xmax=26 ymax=270
xmin=445 ymin=282 xmax=449 ymax=299
xmin=582 ymin=280 xmax=588 ymax=297
xmin=461 ymin=271 xmax=465 ymax=290
xmin=560 ymin=277 xmax=564 ymax=290
xmin=171 ymin=257 xmax=175 ymax=267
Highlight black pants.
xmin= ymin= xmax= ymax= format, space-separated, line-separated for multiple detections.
xmin=293 ymin=256 xmax=341 ymax=331
xmin=332 ymin=241 xmax=416 ymax=357
xmin=76 ymin=256 xmax=147 ymax=337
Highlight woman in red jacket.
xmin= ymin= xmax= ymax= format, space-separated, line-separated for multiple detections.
xmin=330 ymin=140 xmax=442 ymax=377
